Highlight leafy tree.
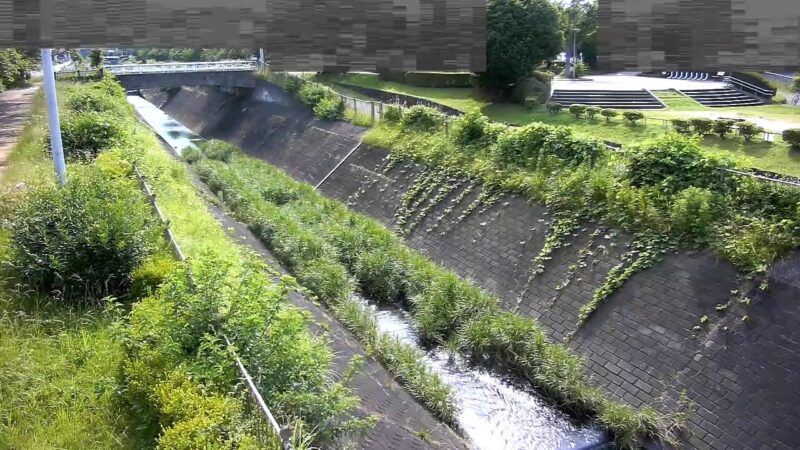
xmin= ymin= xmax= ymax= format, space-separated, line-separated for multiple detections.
xmin=793 ymin=77 xmax=800 ymax=94
xmin=560 ymin=0 xmax=598 ymax=68
xmin=483 ymin=0 xmax=563 ymax=89
xmin=0 ymin=49 xmax=35 ymax=91
xmin=89 ymin=49 xmax=103 ymax=68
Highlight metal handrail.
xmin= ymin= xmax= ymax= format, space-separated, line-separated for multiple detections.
xmin=107 ymin=61 xmax=256 ymax=75
xmin=131 ymin=163 xmax=292 ymax=448
xmin=727 ymin=76 xmax=776 ymax=97
xmin=224 ymin=335 xmax=292 ymax=450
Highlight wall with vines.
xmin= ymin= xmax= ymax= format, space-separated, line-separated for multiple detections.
xmin=154 ymin=84 xmax=800 ymax=450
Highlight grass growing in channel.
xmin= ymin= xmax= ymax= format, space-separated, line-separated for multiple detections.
xmin=190 ymin=141 xmax=686 ymax=449
xmin=0 ymin=78 xmax=372 ymax=449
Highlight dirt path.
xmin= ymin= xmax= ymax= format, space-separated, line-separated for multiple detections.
xmin=0 ymin=86 xmax=38 ymax=179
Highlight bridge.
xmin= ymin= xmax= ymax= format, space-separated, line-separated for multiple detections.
xmin=56 ymin=61 xmax=259 ymax=90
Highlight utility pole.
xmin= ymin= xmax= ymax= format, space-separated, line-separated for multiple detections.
xmin=573 ymin=28 xmax=579 ymax=79
xmin=41 ymin=48 xmax=67 ymax=186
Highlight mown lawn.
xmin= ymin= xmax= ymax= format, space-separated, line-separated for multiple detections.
xmin=326 ymin=75 xmax=800 ymax=177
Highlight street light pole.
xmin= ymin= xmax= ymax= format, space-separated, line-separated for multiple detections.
xmin=41 ymin=48 xmax=67 ymax=186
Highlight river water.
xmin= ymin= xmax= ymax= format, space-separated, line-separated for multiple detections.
xmin=127 ymin=93 xmax=613 ymax=450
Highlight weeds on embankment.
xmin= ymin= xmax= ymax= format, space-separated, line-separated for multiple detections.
xmin=191 ymin=139 xmax=688 ymax=449
xmin=0 ymin=76 xmax=371 ymax=449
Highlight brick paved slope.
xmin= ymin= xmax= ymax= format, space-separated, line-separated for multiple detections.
xmin=150 ymin=84 xmax=800 ymax=450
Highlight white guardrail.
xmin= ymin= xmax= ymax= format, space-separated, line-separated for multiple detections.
xmin=106 ymin=60 xmax=257 ymax=75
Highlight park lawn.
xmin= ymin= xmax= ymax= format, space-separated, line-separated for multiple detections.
xmin=323 ymin=72 xmax=485 ymax=112
xmin=328 ymin=75 xmax=800 ymax=177
xmin=0 ymin=88 xmax=138 ymax=450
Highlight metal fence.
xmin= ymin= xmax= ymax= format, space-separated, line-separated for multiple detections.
xmin=107 ymin=60 xmax=257 ymax=75
xmin=54 ymin=68 xmax=102 ymax=81
xmin=132 ymin=164 xmax=292 ymax=449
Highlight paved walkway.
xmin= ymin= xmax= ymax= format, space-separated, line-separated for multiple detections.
xmin=0 ymin=86 xmax=38 ymax=179
xmin=553 ymin=74 xmax=729 ymax=92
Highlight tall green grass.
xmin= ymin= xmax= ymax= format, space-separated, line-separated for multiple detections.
xmin=191 ymin=142 xmax=685 ymax=448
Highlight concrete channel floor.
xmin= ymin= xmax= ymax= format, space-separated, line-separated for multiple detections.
xmin=0 ymin=85 xmax=38 ymax=180
xmin=183 ymin=164 xmax=469 ymax=450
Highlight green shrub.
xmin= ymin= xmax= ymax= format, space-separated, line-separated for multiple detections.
xmin=199 ymin=140 xmax=239 ymax=163
xmin=492 ymin=122 xmax=602 ymax=169
xmin=568 ymin=104 xmax=587 ymax=118
xmin=354 ymin=248 xmax=408 ymax=304
xmin=60 ymin=111 xmax=125 ymax=160
xmin=285 ymin=76 xmax=302 ymax=94
xmin=8 ymin=164 xmax=162 ymax=302
xmin=782 ymin=128 xmax=800 ymax=149
xmin=717 ymin=216 xmax=800 ymax=272
xmin=297 ymin=258 xmax=354 ymax=305
xmin=523 ymin=97 xmax=539 ymax=111
xmin=313 ymin=96 xmax=345 ymax=120
xmin=600 ymin=109 xmax=618 ymax=122
xmin=130 ymin=255 xmax=180 ymax=300
xmin=382 ymin=105 xmax=403 ymax=124
xmin=182 ymin=147 xmax=203 ymax=164
xmin=66 ymin=89 xmax=128 ymax=116
xmin=712 ymin=120 xmax=735 ymax=139
xmin=670 ymin=119 xmax=691 ymax=135
xmin=546 ymin=102 xmax=563 ymax=114
xmin=737 ymin=122 xmax=763 ymax=142
xmin=627 ymin=133 xmax=733 ymax=195
xmin=668 ymin=187 xmax=715 ymax=242
xmin=451 ymin=110 xmax=491 ymax=146
xmin=298 ymin=83 xmax=328 ymax=108
xmin=261 ymin=184 xmax=301 ymax=205
xmin=689 ymin=118 xmax=713 ymax=135
xmin=414 ymin=272 xmax=496 ymax=343
xmin=622 ymin=111 xmax=644 ymax=125
xmin=585 ymin=106 xmax=601 ymax=120
xmin=399 ymin=105 xmax=444 ymax=132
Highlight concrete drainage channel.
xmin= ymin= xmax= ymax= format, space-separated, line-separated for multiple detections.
xmin=128 ymin=93 xmax=614 ymax=450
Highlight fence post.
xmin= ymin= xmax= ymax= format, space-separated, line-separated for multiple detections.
xmin=379 ymin=102 xmax=384 ymax=118
xmin=371 ymin=102 xmax=375 ymax=124
xmin=353 ymin=97 xmax=357 ymax=113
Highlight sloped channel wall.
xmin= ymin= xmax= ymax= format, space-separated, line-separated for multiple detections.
xmin=144 ymin=82 xmax=800 ymax=450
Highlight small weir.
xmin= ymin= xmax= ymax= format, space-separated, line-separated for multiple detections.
xmin=128 ymin=93 xmax=613 ymax=450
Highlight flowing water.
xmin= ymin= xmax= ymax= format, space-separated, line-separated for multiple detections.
xmin=128 ymin=94 xmax=201 ymax=154
xmin=352 ymin=294 xmax=611 ymax=450
xmin=128 ymin=93 xmax=613 ymax=450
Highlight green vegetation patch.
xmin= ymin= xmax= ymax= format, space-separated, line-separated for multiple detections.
xmin=0 ymin=77 xmax=372 ymax=450
xmin=191 ymin=138 xmax=688 ymax=448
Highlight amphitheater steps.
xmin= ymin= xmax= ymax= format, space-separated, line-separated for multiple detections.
xmin=549 ymin=89 xmax=664 ymax=109
xmin=678 ymin=88 xmax=764 ymax=107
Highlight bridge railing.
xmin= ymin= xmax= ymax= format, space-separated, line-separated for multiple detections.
xmin=107 ymin=60 xmax=257 ymax=75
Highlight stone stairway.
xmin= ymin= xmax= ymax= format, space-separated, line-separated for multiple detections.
xmin=549 ymin=89 xmax=664 ymax=109
xmin=678 ymin=88 xmax=764 ymax=107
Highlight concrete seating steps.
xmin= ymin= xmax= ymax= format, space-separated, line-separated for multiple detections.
xmin=665 ymin=71 xmax=710 ymax=81
xmin=678 ymin=88 xmax=764 ymax=107
xmin=549 ymin=89 xmax=664 ymax=109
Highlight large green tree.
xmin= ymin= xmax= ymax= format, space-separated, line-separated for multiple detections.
xmin=0 ymin=49 xmax=35 ymax=92
xmin=484 ymin=0 xmax=563 ymax=89
xmin=89 ymin=50 xmax=103 ymax=68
